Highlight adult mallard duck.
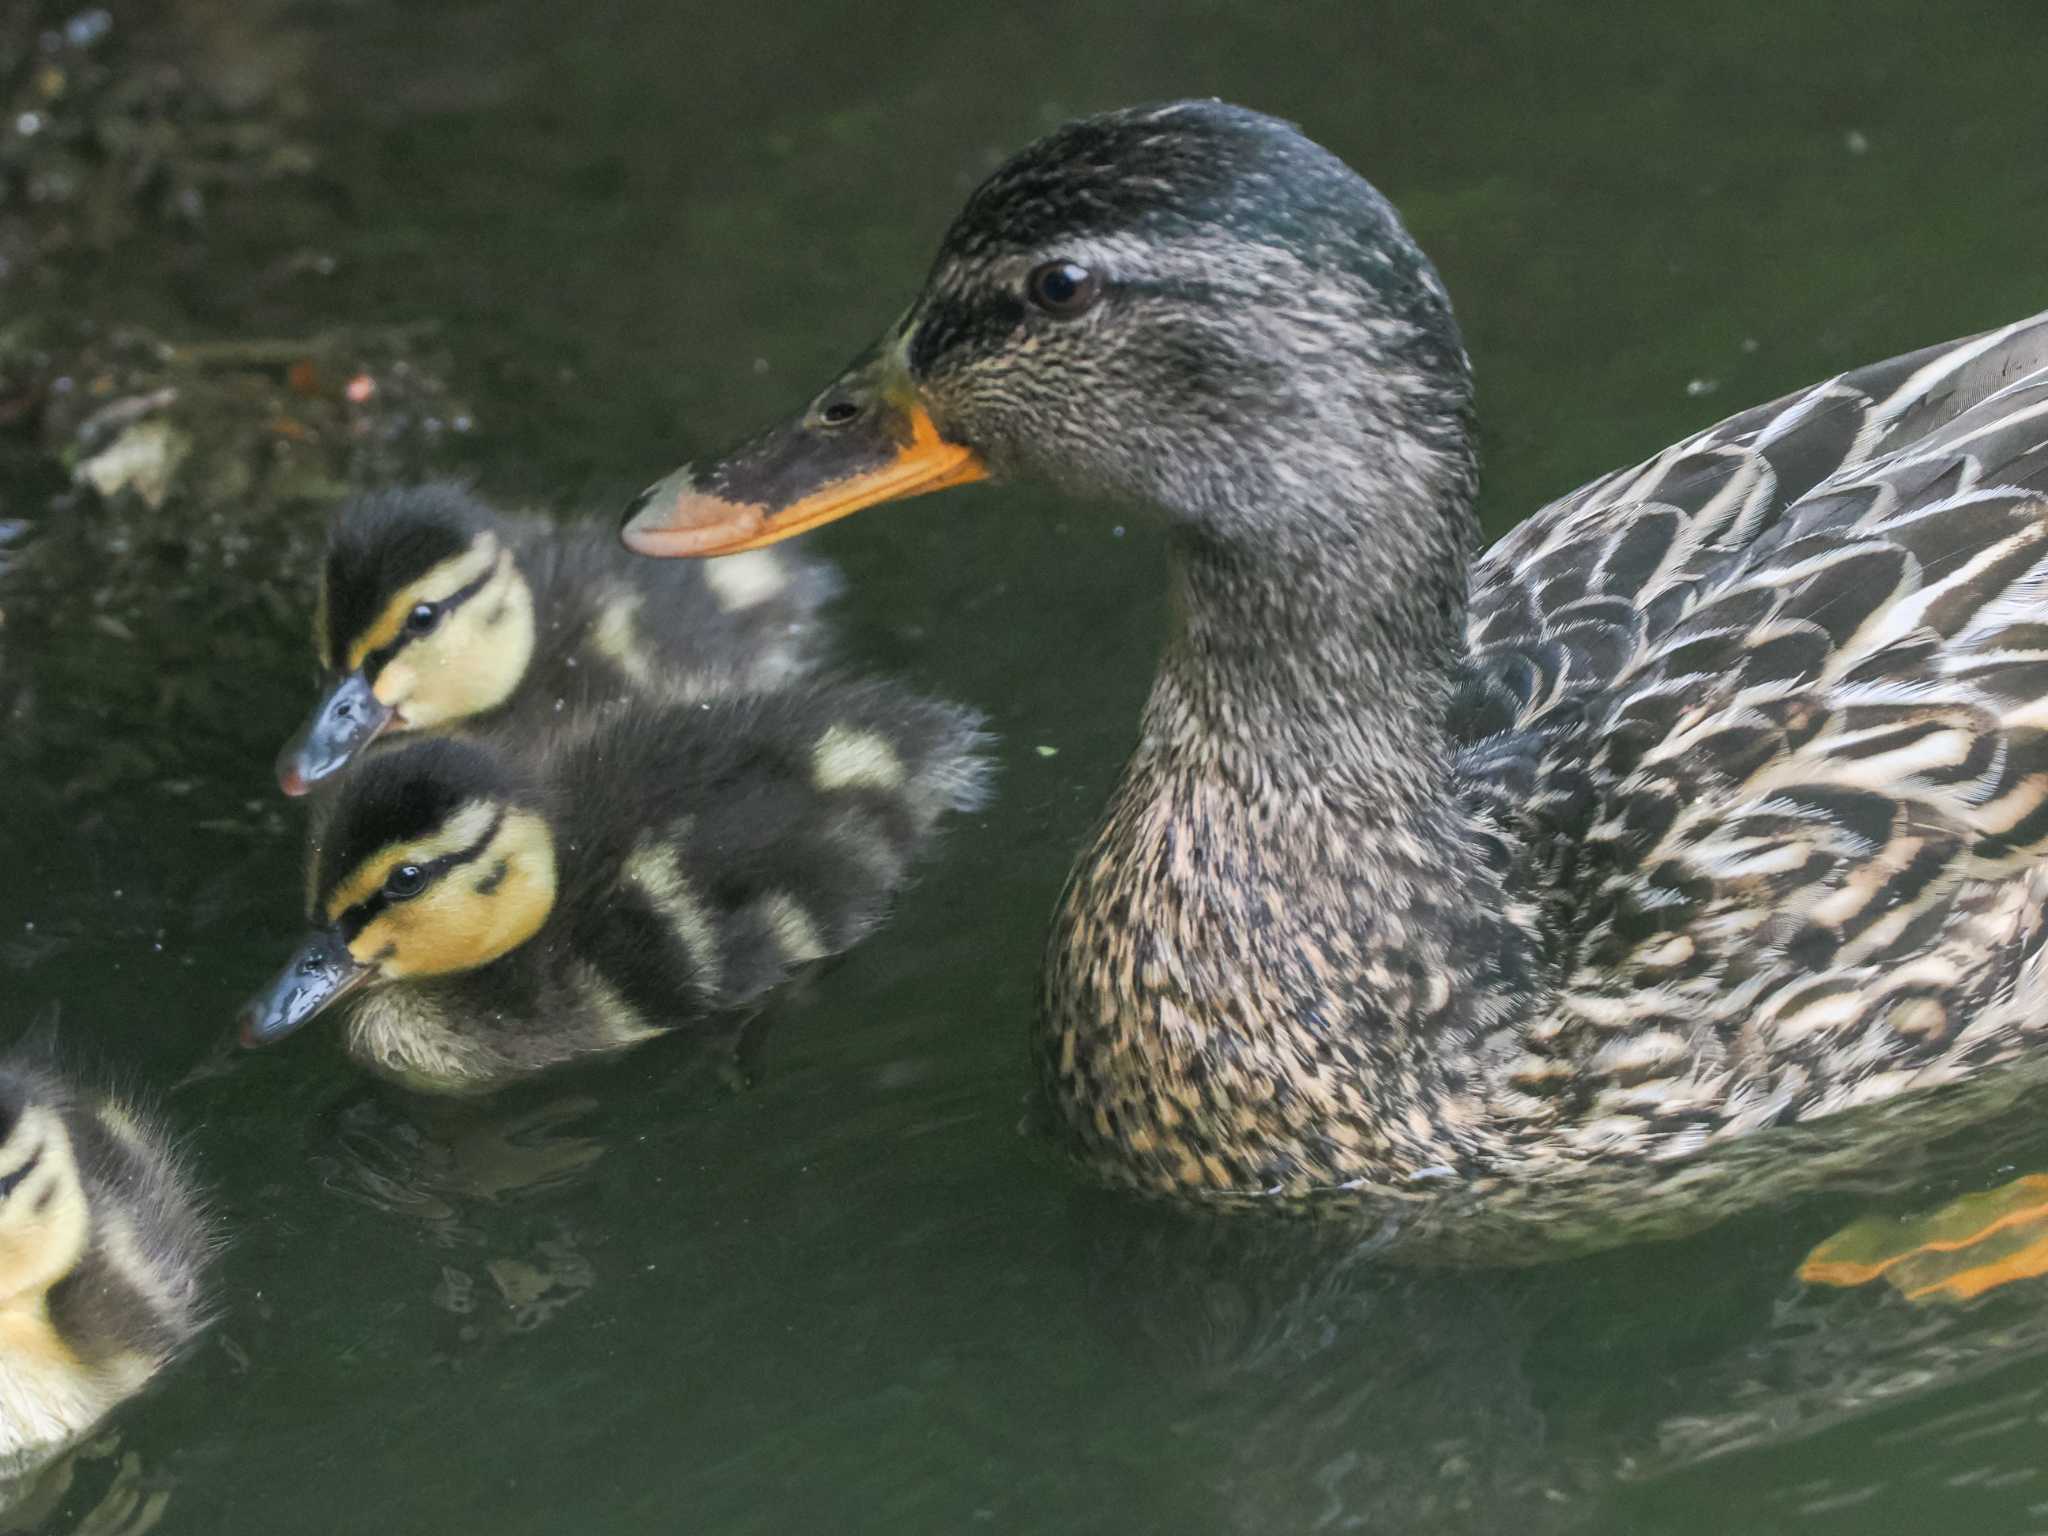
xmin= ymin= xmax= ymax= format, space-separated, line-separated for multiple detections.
xmin=0 ymin=1042 xmax=211 ymax=1460
xmin=243 ymin=678 xmax=989 ymax=1091
xmin=621 ymin=100 xmax=2048 ymax=1227
xmin=277 ymin=483 xmax=839 ymax=794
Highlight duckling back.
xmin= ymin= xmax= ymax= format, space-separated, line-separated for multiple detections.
xmin=549 ymin=676 xmax=993 ymax=1013
xmin=0 ymin=1047 xmax=210 ymax=1458
xmin=513 ymin=512 xmax=842 ymax=706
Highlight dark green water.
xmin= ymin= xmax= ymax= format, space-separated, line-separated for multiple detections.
xmin=10 ymin=2 xmax=2048 ymax=1530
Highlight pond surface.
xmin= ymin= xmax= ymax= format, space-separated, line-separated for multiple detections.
xmin=9 ymin=1 xmax=2048 ymax=1531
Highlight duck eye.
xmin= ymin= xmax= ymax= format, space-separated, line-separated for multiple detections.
xmin=1027 ymin=260 xmax=1101 ymax=318
xmin=405 ymin=603 xmax=440 ymax=635
xmin=383 ymin=864 xmax=428 ymax=900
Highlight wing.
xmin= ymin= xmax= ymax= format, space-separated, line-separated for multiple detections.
xmin=1454 ymin=312 xmax=2048 ymax=1156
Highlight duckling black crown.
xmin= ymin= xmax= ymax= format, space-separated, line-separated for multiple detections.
xmin=308 ymin=735 xmax=527 ymax=914
xmin=322 ymin=483 xmax=495 ymax=666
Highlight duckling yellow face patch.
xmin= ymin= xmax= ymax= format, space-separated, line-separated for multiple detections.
xmin=344 ymin=535 xmax=502 ymax=672
xmin=0 ymin=1106 xmax=89 ymax=1314
xmin=340 ymin=806 xmax=558 ymax=980
xmin=285 ymin=538 xmax=537 ymax=796
xmin=352 ymin=541 xmax=537 ymax=731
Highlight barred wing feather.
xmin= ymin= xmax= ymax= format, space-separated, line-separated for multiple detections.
xmin=1454 ymin=312 xmax=2048 ymax=1158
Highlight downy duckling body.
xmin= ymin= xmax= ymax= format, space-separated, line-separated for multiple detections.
xmin=0 ymin=1046 xmax=210 ymax=1460
xmin=623 ymin=100 xmax=2048 ymax=1228
xmin=244 ymin=680 xmax=989 ymax=1091
xmin=278 ymin=483 xmax=840 ymax=793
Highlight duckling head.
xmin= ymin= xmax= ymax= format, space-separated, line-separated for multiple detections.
xmin=0 ymin=1055 xmax=212 ymax=1456
xmin=278 ymin=485 xmax=538 ymax=796
xmin=622 ymin=100 xmax=1474 ymax=570
xmin=242 ymin=737 xmax=558 ymax=1046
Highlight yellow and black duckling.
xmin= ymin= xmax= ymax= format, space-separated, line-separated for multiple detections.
xmin=0 ymin=1044 xmax=210 ymax=1461
xmin=277 ymin=482 xmax=840 ymax=794
xmin=243 ymin=679 xmax=989 ymax=1091
xmin=623 ymin=101 xmax=2048 ymax=1230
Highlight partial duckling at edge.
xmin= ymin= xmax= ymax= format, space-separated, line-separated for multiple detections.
xmin=278 ymin=483 xmax=841 ymax=793
xmin=243 ymin=678 xmax=990 ymax=1091
xmin=0 ymin=1043 xmax=211 ymax=1464
xmin=624 ymin=101 xmax=2048 ymax=1235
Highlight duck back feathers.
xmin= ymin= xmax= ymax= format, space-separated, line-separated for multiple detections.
xmin=1453 ymin=312 xmax=2048 ymax=1163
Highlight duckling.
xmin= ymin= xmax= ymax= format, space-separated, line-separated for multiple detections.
xmin=242 ymin=678 xmax=990 ymax=1091
xmin=0 ymin=1043 xmax=210 ymax=1460
xmin=277 ymin=483 xmax=841 ymax=794
xmin=622 ymin=101 xmax=2048 ymax=1228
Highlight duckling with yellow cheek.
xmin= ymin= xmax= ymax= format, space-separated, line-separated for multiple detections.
xmin=0 ymin=1049 xmax=211 ymax=1463
xmin=243 ymin=680 xmax=990 ymax=1091
xmin=277 ymin=483 xmax=840 ymax=794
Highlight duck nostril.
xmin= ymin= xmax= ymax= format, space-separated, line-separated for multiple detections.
xmin=818 ymin=399 xmax=861 ymax=428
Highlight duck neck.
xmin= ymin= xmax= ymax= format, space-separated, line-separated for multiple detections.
xmin=1148 ymin=474 xmax=1476 ymax=823
xmin=1047 ymin=458 xmax=1537 ymax=1190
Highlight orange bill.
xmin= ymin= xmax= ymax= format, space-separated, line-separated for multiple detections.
xmin=621 ymin=346 xmax=987 ymax=559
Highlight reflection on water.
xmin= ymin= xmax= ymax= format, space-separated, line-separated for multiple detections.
xmin=1066 ymin=1122 xmax=2048 ymax=1530
xmin=0 ymin=1440 xmax=171 ymax=1536
xmin=312 ymin=1090 xmax=607 ymax=1339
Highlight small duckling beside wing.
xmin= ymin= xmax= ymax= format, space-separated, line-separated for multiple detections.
xmin=244 ymin=679 xmax=990 ymax=1092
xmin=0 ymin=1045 xmax=211 ymax=1463
xmin=278 ymin=483 xmax=840 ymax=793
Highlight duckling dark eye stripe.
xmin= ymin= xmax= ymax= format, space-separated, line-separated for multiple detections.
xmin=0 ymin=1140 xmax=42 ymax=1200
xmin=359 ymin=564 xmax=499 ymax=681
xmin=337 ymin=809 xmax=506 ymax=941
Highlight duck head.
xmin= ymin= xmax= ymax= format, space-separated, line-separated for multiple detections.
xmin=242 ymin=737 xmax=557 ymax=1046
xmin=621 ymin=100 xmax=1475 ymax=569
xmin=278 ymin=485 xmax=538 ymax=795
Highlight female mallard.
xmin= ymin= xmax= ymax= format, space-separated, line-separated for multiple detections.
xmin=621 ymin=100 xmax=2048 ymax=1220
xmin=0 ymin=1044 xmax=211 ymax=1459
xmin=277 ymin=483 xmax=839 ymax=793
xmin=243 ymin=678 xmax=989 ymax=1091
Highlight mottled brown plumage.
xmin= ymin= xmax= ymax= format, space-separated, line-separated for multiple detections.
xmin=623 ymin=100 xmax=2048 ymax=1237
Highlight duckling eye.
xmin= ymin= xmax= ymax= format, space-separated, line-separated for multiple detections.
xmin=1026 ymin=260 xmax=1101 ymax=318
xmin=405 ymin=603 xmax=440 ymax=636
xmin=383 ymin=864 xmax=428 ymax=900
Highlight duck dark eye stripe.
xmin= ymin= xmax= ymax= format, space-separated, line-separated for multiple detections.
xmin=359 ymin=563 xmax=500 ymax=682
xmin=336 ymin=808 xmax=506 ymax=942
